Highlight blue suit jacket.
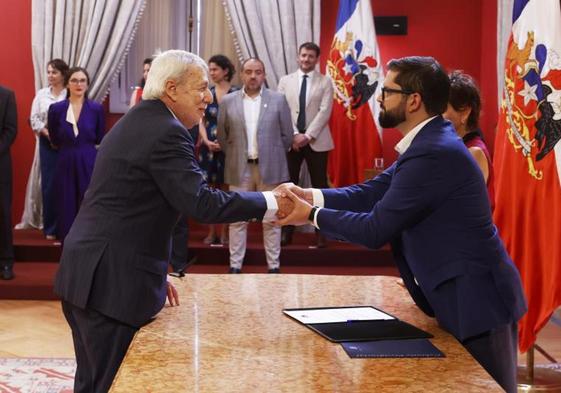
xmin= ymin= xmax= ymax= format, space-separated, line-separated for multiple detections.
xmin=317 ymin=116 xmax=526 ymax=340
xmin=54 ymin=99 xmax=268 ymax=327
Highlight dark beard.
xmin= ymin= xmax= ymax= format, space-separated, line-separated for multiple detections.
xmin=378 ymin=106 xmax=406 ymax=128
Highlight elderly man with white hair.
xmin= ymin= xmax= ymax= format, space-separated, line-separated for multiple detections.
xmin=54 ymin=50 xmax=287 ymax=393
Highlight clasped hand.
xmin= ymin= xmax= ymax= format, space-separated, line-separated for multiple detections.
xmin=273 ymin=183 xmax=314 ymax=226
xmin=291 ymin=134 xmax=310 ymax=151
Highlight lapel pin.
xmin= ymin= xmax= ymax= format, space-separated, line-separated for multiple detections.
xmin=263 ymin=104 xmax=268 ymax=108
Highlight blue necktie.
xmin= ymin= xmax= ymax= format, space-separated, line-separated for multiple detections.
xmin=297 ymin=75 xmax=308 ymax=132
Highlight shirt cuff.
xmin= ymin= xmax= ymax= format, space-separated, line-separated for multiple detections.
xmin=311 ymin=188 xmax=325 ymax=207
xmin=312 ymin=207 xmax=322 ymax=229
xmin=261 ymin=191 xmax=278 ymax=222
xmin=304 ymin=134 xmax=312 ymax=141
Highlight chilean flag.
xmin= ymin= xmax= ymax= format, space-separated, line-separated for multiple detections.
xmin=493 ymin=0 xmax=561 ymax=352
xmin=326 ymin=0 xmax=384 ymax=186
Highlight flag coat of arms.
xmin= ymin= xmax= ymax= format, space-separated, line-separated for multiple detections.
xmin=326 ymin=0 xmax=384 ymax=186
xmin=494 ymin=0 xmax=561 ymax=352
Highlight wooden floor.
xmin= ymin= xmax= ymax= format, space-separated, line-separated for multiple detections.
xmin=0 ymin=300 xmax=74 ymax=357
xmin=1 ymin=299 xmax=560 ymax=368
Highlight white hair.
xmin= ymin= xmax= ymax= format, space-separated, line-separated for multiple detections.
xmin=142 ymin=50 xmax=208 ymax=100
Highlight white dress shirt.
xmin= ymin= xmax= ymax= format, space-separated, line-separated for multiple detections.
xmin=394 ymin=116 xmax=437 ymax=155
xmin=297 ymin=69 xmax=315 ymax=105
xmin=29 ymin=87 xmax=67 ymax=134
xmin=242 ymin=88 xmax=262 ymax=159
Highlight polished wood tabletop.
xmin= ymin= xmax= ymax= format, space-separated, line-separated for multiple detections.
xmin=110 ymin=274 xmax=501 ymax=392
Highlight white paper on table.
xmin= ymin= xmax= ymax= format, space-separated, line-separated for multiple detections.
xmin=284 ymin=306 xmax=395 ymax=324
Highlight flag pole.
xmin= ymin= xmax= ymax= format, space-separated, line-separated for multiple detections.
xmin=516 ymin=344 xmax=561 ymax=391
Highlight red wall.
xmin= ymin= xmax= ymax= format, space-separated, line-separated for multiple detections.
xmin=321 ymin=0 xmax=498 ymax=167
xmin=0 ymin=0 xmax=35 ymax=224
xmin=4 ymin=1 xmax=498 ymax=222
xmin=479 ymin=0 xmax=499 ymax=152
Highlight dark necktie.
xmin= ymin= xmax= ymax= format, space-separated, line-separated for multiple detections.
xmin=297 ymin=75 xmax=308 ymax=132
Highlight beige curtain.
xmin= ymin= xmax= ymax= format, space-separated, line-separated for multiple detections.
xmin=200 ymin=0 xmax=242 ymax=86
xmin=31 ymin=0 xmax=147 ymax=102
xmin=14 ymin=141 xmax=42 ymax=230
xmin=109 ymin=0 xmax=200 ymax=112
xmin=222 ymin=0 xmax=320 ymax=89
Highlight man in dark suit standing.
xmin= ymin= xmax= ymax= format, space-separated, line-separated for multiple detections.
xmin=276 ymin=57 xmax=526 ymax=393
xmin=0 ymin=85 xmax=17 ymax=280
xmin=54 ymin=50 xmax=287 ymax=392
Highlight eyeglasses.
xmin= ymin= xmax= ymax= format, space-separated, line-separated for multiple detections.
xmin=380 ymin=87 xmax=413 ymax=101
xmin=69 ymin=78 xmax=88 ymax=85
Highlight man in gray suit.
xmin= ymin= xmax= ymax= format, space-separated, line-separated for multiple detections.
xmin=217 ymin=58 xmax=293 ymax=273
xmin=277 ymin=42 xmax=334 ymax=247
xmin=54 ymin=50 xmax=287 ymax=392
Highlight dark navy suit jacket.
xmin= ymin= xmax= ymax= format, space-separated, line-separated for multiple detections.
xmin=316 ymin=116 xmax=527 ymax=340
xmin=0 ymin=86 xmax=16 ymax=184
xmin=0 ymin=86 xmax=17 ymax=266
xmin=54 ymin=99 xmax=267 ymax=327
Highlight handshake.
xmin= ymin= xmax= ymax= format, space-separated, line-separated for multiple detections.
xmin=272 ymin=183 xmax=315 ymax=226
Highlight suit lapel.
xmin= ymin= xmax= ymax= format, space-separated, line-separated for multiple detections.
xmin=257 ymin=88 xmax=270 ymax=130
xmin=76 ymin=100 xmax=88 ymax=137
xmin=289 ymin=72 xmax=299 ymax=104
xmin=234 ymin=89 xmax=245 ymax=123
xmin=307 ymin=71 xmax=320 ymax=107
xmin=234 ymin=90 xmax=248 ymax=145
xmin=62 ymin=100 xmax=77 ymax=140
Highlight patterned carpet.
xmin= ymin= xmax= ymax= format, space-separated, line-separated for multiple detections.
xmin=0 ymin=358 xmax=75 ymax=393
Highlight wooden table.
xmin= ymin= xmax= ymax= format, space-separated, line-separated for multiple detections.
xmin=110 ymin=274 xmax=501 ymax=392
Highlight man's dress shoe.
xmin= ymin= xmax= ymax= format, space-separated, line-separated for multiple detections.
xmin=1 ymin=266 xmax=14 ymax=280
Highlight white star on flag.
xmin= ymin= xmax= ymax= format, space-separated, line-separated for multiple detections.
xmin=518 ymin=80 xmax=538 ymax=106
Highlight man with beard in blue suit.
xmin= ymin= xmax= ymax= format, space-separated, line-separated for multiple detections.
xmin=54 ymin=50 xmax=289 ymax=392
xmin=276 ymin=56 xmax=526 ymax=393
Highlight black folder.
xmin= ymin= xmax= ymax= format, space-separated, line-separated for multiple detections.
xmin=341 ymin=339 xmax=445 ymax=358
xmin=283 ymin=306 xmax=432 ymax=342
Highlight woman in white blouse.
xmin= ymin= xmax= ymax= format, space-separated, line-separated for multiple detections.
xmin=17 ymin=59 xmax=68 ymax=239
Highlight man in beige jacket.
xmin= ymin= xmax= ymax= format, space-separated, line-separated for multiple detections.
xmin=278 ymin=42 xmax=334 ymax=247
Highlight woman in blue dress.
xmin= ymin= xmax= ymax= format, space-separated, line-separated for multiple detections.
xmin=48 ymin=67 xmax=105 ymax=240
xmin=198 ymin=55 xmax=238 ymax=244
